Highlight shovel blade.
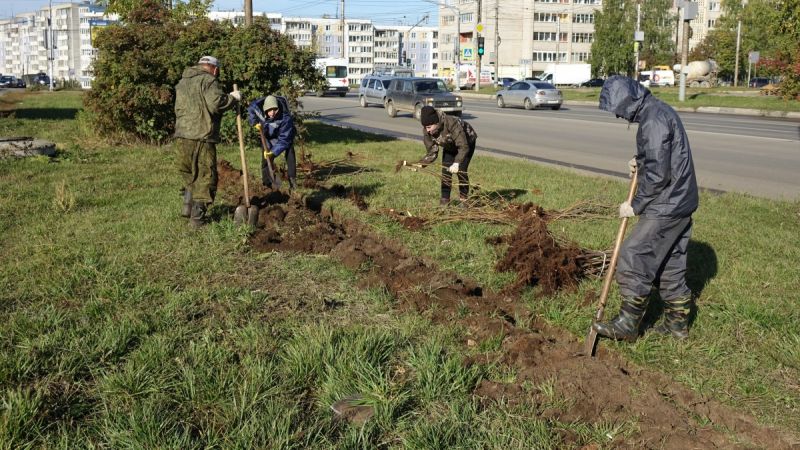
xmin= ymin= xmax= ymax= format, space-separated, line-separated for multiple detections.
xmin=233 ymin=205 xmax=247 ymax=225
xmin=583 ymin=327 xmax=599 ymax=357
xmin=247 ymin=206 xmax=259 ymax=228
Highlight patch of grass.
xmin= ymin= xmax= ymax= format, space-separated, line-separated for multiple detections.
xmin=1 ymin=90 xmax=799 ymax=445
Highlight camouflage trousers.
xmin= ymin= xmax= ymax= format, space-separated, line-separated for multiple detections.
xmin=175 ymin=138 xmax=217 ymax=204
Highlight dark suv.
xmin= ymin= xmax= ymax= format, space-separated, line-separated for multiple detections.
xmin=384 ymin=77 xmax=463 ymax=119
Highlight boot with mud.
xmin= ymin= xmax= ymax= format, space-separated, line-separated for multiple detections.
xmin=652 ymin=296 xmax=691 ymax=340
xmin=289 ymin=177 xmax=297 ymax=190
xmin=439 ymin=197 xmax=450 ymax=207
xmin=593 ymin=296 xmax=648 ymax=342
xmin=181 ymin=190 xmax=192 ymax=218
xmin=188 ymin=202 xmax=207 ymax=229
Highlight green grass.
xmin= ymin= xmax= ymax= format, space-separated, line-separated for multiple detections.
xmin=1 ymin=91 xmax=799 ymax=446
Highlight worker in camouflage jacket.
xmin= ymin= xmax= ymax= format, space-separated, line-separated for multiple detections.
xmin=594 ymin=75 xmax=699 ymax=342
xmin=419 ymin=106 xmax=478 ymax=206
xmin=173 ymin=55 xmax=240 ymax=228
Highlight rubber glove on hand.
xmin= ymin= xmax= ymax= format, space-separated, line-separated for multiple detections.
xmin=229 ymin=91 xmax=242 ymax=101
xmin=254 ymin=123 xmax=262 ymax=132
xmin=619 ymin=201 xmax=635 ymax=218
xmin=448 ymin=162 xmax=460 ymax=174
xmin=264 ymin=150 xmax=274 ymax=160
xmin=628 ymin=157 xmax=637 ymax=178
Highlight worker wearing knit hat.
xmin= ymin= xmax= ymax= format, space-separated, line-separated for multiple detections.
xmin=418 ymin=106 xmax=478 ymax=206
xmin=420 ymin=105 xmax=440 ymax=127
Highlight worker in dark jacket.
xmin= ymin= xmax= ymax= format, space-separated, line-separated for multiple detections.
xmin=419 ymin=106 xmax=478 ymax=206
xmin=174 ymin=55 xmax=240 ymax=227
xmin=594 ymin=75 xmax=699 ymax=341
xmin=247 ymin=95 xmax=297 ymax=190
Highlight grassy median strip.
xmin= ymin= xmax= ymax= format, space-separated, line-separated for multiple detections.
xmin=1 ymin=91 xmax=798 ymax=446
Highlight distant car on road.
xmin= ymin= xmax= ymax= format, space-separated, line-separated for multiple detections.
xmin=496 ymin=77 xmax=517 ymax=88
xmin=496 ymin=81 xmax=562 ymax=110
xmin=384 ymin=77 xmax=463 ymax=119
xmin=749 ymin=77 xmax=771 ymax=88
xmin=358 ymin=74 xmax=395 ymax=108
xmin=580 ymin=78 xmax=606 ymax=87
xmin=0 ymin=75 xmax=14 ymax=88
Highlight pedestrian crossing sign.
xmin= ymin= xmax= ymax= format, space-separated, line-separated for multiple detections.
xmin=462 ymin=48 xmax=474 ymax=59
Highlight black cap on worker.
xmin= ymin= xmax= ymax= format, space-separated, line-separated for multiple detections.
xmin=420 ymin=106 xmax=439 ymax=126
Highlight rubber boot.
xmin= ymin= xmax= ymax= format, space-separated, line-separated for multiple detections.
xmin=652 ymin=296 xmax=691 ymax=340
xmin=439 ymin=197 xmax=450 ymax=207
xmin=592 ymin=296 xmax=648 ymax=342
xmin=188 ymin=202 xmax=207 ymax=229
xmin=289 ymin=177 xmax=297 ymax=190
xmin=181 ymin=190 xmax=192 ymax=218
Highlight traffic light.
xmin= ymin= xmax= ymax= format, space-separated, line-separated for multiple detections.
xmin=402 ymin=50 xmax=407 ymax=63
xmin=477 ymin=37 xmax=485 ymax=56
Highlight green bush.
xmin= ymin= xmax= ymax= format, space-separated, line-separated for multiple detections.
xmin=84 ymin=0 xmax=323 ymax=144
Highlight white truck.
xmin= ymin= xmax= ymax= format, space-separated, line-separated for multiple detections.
xmin=537 ymin=63 xmax=591 ymax=87
xmin=672 ymin=60 xmax=718 ymax=88
xmin=313 ymin=57 xmax=349 ymax=97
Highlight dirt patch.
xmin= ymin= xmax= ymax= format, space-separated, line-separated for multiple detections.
xmin=215 ymin=160 xmax=795 ymax=449
xmin=492 ymin=212 xmax=585 ymax=296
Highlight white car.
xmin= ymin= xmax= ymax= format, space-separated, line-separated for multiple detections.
xmin=496 ymin=81 xmax=562 ymax=110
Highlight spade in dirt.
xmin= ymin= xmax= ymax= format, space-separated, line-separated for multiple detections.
xmin=583 ymin=169 xmax=638 ymax=357
xmin=232 ymin=84 xmax=259 ymax=227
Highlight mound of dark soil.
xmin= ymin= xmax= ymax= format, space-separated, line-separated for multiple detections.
xmin=494 ymin=212 xmax=585 ymax=296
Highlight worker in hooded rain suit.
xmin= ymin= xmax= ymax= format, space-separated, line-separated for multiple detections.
xmin=594 ymin=75 xmax=699 ymax=341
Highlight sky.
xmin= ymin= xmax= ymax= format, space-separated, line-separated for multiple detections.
xmin=2 ymin=0 xmax=439 ymax=25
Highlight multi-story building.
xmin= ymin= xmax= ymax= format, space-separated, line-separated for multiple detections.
xmin=437 ymin=0 xmax=722 ymax=81
xmin=373 ymin=25 xmax=438 ymax=77
xmin=0 ymin=1 xmax=115 ymax=88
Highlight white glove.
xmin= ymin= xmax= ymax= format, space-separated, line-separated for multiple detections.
xmin=448 ymin=162 xmax=460 ymax=174
xmin=628 ymin=157 xmax=637 ymax=178
xmin=229 ymin=91 xmax=242 ymax=101
xmin=619 ymin=201 xmax=635 ymax=218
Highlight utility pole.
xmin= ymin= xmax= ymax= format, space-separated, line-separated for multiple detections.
xmin=733 ymin=19 xmax=741 ymax=87
xmin=244 ymin=0 xmax=252 ymax=26
xmin=493 ymin=2 xmax=499 ymax=72
xmin=678 ymin=1 xmax=697 ymax=102
xmin=474 ymin=0 xmax=482 ymax=91
xmin=47 ymin=0 xmax=54 ymax=91
xmin=340 ymin=0 xmax=346 ymax=59
xmin=633 ymin=2 xmax=642 ymax=80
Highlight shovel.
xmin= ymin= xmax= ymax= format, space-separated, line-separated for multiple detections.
xmin=583 ymin=169 xmax=638 ymax=357
xmin=258 ymin=130 xmax=282 ymax=190
xmin=232 ymin=84 xmax=259 ymax=228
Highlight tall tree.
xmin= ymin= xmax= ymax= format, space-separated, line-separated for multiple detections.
xmin=590 ymin=0 xmax=635 ymax=76
xmin=639 ymin=0 xmax=676 ymax=68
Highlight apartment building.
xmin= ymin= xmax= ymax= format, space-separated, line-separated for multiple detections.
xmin=0 ymin=2 xmax=115 ymax=88
xmin=437 ymin=0 xmax=723 ymax=80
xmin=373 ymin=25 xmax=438 ymax=77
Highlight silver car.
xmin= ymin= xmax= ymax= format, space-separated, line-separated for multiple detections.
xmin=496 ymin=81 xmax=563 ymax=110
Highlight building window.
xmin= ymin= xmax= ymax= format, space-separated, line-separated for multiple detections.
xmin=572 ymin=32 xmax=593 ymax=43
xmin=573 ymin=13 xmax=594 ymax=24
xmin=709 ymin=2 xmax=720 ymax=11
xmin=707 ymin=19 xmax=716 ymax=28
xmin=572 ymin=52 xmax=590 ymax=62
xmin=460 ymin=13 xmax=473 ymax=23
xmin=533 ymin=51 xmax=568 ymax=62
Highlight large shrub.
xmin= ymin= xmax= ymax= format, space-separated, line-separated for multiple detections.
xmin=84 ymin=1 xmax=323 ymax=143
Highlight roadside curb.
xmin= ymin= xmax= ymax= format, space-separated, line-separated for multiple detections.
xmin=455 ymin=91 xmax=800 ymax=118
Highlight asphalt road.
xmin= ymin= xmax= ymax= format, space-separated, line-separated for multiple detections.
xmin=299 ymin=93 xmax=800 ymax=200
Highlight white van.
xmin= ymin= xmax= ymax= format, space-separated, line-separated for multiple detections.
xmin=640 ymin=70 xmax=675 ymax=87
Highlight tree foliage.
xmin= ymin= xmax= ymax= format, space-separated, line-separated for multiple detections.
xmin=639 ymin=0 xmax=676 ymax=68
xmin=590 ymin=0 xmax=635 ymax=76
xmin=84 ymin=1 xmax=324 ymax=143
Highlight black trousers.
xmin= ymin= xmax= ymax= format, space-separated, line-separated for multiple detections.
xmin=616 ymin=216 xmax=693 ymax=301
xmin=440 ymin=140 xmax=476 ymax=199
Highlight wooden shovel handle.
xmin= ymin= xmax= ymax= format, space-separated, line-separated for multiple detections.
xmin=583 ymin=171 xmax=638 ymax=356
xmin=233 ymin=84 xmax=251 ymax=208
